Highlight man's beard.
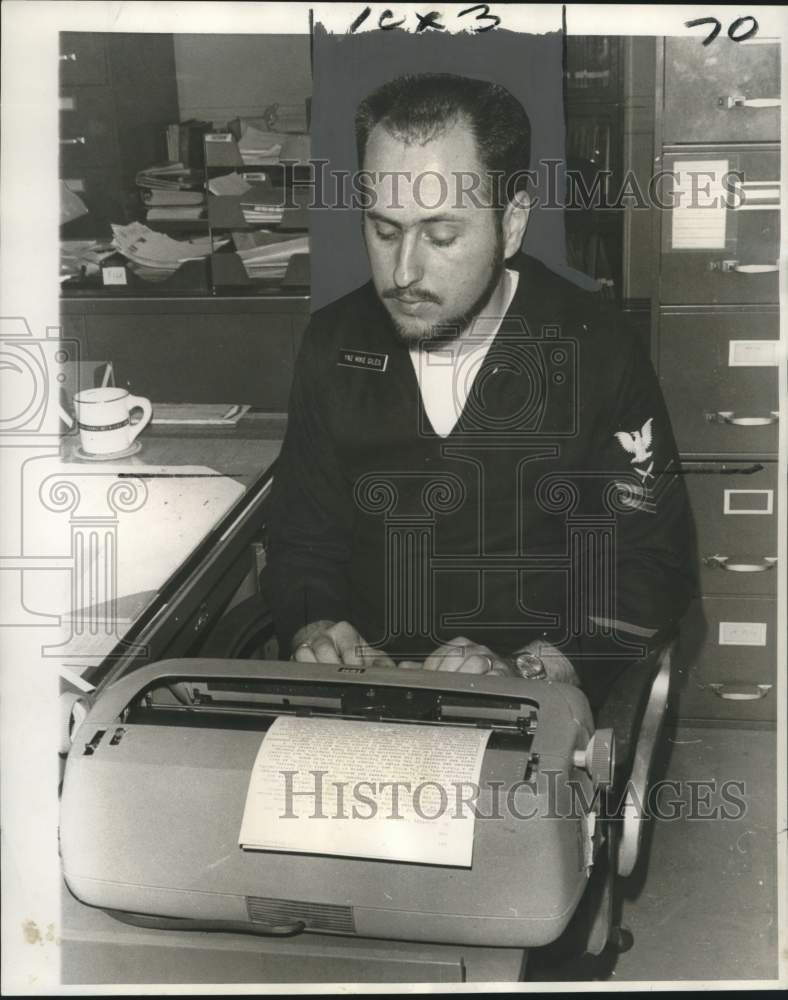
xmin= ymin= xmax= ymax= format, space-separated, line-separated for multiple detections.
xmin=384 ymin=237 xmax=506 ymax=351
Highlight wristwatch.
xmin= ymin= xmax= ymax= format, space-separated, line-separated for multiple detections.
xmin=508 ymin=650 xmax=548 ymax=680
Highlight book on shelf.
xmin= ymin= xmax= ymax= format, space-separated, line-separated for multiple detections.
xmin=146 ymin=206 xmax=207 ymax=221
xmin=166 ymin=120 xmax=213 ymax=168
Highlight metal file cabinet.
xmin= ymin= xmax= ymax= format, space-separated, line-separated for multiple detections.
xmin=654 ymin=38 xmax=780 ymax=723
xmin=658 ymin=307 xmax=780 ymax=457
xmin=59 ymin=32 xmax=179 ymax=236
xmin=659 ymin=146 xmax=780 ymax=305
xmin=662 ymin=36 xmax=781 ymax=145
xmin=676 ymin=597 xmax=777 ymax=723
xmin=682 ymin=462 xmax=778 ymax=597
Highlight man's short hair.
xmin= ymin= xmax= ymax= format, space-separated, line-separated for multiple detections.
xmin=355 ymin=72 xmax=532 ymax=209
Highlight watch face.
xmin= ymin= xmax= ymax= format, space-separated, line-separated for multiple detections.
xmin=517 ymin=652 xmax=547 ymax=679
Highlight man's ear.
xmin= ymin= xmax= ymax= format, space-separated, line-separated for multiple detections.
xmin=502 ymin=190 xmax=531 ymax=258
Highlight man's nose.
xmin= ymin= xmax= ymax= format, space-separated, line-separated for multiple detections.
xmin=393 ymin=232 xmax=424 ymax=289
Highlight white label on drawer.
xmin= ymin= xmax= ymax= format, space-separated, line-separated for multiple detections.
xmin=206 ymin=133 xmax=233 ymax=142
xmin=671 ymin=160 xmax=728 ymax=250
xmin=724 ymin=489 xmax=773 ymax=515
xmin=59 ymin=95 xmax=75 ymax=111
xmin=63 ymin=178 xmax=85 ymax=193
xmin=719 ymin=621 xmax=767 ymax=646
xmin=728 ymin=340 xmax=778 ymax=366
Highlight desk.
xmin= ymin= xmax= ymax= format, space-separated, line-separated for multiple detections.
xmin=47 ymin=419 xmax=284 ymax=691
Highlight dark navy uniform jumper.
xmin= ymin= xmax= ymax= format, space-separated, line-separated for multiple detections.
xmin=268 ymin=254 xmax=695 ymax=708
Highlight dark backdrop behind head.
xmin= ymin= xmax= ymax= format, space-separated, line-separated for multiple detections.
xmin=310 ymin=24 xmax=599 ymax=310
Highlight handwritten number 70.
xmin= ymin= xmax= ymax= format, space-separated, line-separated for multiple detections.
xmin=685 ymin=15 xmax=759 ymax=46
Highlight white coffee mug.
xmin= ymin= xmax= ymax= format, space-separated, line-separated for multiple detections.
xmin=74 ymin=387 xmax=153 ymax=455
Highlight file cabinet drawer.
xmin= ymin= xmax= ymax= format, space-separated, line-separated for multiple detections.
xmin=663 ymin=37 xmax=781 ymax=144
xmin=674 ymin=597 xmax=777 ymax=722
xmin=60 ymin=32 xmax=107 ymax=87
xmin=60 ymin=88 xmax=119 ymax=170
xmin=660 ymin=147 xmax=779 ymax=305
xmin=684 ymin=462 xmax=778 ymax=595
xmin=658 ymin=308 xmax=779 ymax=456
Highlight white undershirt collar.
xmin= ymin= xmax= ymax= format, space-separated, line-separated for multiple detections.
xmin=409 ymin=268 xmax=519 ymax=437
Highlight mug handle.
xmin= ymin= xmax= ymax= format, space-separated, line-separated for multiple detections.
xmin=126 ymin=395 xmax=153 ymax=443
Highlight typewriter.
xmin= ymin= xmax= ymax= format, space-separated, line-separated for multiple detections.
xmin=60 ymin=659 xmax=614 ymax=950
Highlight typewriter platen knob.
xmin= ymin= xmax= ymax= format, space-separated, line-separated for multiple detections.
xmin=573 ymin=728 xmax=616 ymax=788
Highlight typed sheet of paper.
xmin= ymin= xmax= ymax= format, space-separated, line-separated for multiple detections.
xmin=239 ymin=715 xmax=491 ymax=867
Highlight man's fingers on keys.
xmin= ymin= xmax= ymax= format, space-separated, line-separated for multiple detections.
xmin=357 ymin=643 xmax=396 ymax=669
xmin=327 ymin=621 xmax=364 ymax=665
xmin=310 ymin=633 xmax=343 ymax=663
xmin=457 ymin=651 xmax=497 ymax=674
xmin=293 ymin=642 xmax=318 ymax=663
xmin=424 ymin=637 xmax=470 ymax=672
xmin=396 ymin=659 xmax=424 ymax=670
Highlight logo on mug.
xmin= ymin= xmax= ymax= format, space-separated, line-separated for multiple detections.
xmin=73 ymin=388 xmax=152 ymax=456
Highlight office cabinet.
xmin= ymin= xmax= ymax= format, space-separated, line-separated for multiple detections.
xmin=659 ymin=146 xmax=780 ymax=305
xmin=674 ymin=598 xmax=777 ymax=722
xmin=59 ymin=33 xmax=108 ymax=86
xmin=59 ymin=32 xmax=179 ymax=236
xmin=654 ymin=39 xmax=780 ymax=725
xmin=663 ymin=37 xmax=781 ymax=144
xmin=684 ymin=462 xmax=778 ymax=596
xmin=658 ymin=307 xmax=779 ymax=456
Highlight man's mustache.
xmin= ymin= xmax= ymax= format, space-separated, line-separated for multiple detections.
xmin=382 ymin=287 xmax=441 ymax=305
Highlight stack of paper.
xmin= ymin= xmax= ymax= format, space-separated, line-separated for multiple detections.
xmin=234 ymin=234 xmax=309 ymax=280
xmin=151 ymin=403 xmax=251 ymax=426
xmin=239 ymin=180 xmax=286 ymax=224
xmin=237 ymin=125 xmax=288 ymax=165
xmin=241 ymin=204 xmax=285 ymax=224
xmin=111 ymin=222 xmax=226 ymax=272
xmin=208 ymin=172 xmax=253 ymax=197
xmin=145 ymin=206 xmax=206 ymax=222
xmin=135 ymin=162 xmax=203 ymax=191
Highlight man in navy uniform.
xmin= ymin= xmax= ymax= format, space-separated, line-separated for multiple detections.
xmin=267 ymin=73 xmax=694 ymax=710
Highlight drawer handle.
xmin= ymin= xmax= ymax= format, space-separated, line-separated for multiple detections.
xmin=705 ymin=410 xmax=779 ymax=427
xmin=708 ymin=683 xmax=772 ymax=702
xmin=59 ymin=52 xmax=78 ymax=62
xmin=717 ymin=96 xmax=781 ymax=110
xmin=60 ymin=136 xmax=86 ymax=146
xmin=709 ymin=260 xmax=779 ymax=274
xmin=704 ymin=555 xmax=777 ymax=573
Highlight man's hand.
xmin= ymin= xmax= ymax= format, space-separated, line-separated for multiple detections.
xmin=397 ymin=636 xmax=580 ymax=685
xmin=397 ymin=636 xmax=512 ymax=675
xmin=291 ymin=620 xmax=396 ymax=668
